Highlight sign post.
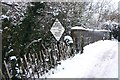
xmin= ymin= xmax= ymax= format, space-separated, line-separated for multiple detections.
xmin=50 ymin=19 xmax=65 ymax=41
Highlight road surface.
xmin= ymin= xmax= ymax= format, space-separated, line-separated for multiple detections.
xmin=42 ymin=40 xmax=118 ymax=78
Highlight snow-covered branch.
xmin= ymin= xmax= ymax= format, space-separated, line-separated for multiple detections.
xmin=25 ymin=38 xmax=42 ymax=49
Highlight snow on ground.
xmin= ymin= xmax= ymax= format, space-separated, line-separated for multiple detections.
xmin=41 ymin=40 xmax=118 ymax=78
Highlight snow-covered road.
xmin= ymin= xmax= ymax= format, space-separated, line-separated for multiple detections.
xmin=42 ymin=40 xmax=118 ymax=78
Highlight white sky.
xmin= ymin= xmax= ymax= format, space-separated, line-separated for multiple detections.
xmin=93 ymin=0 xmax=120 ymax=10
xmin=1 ymin=0 xmax=119 ymax=11
xmin=108 ymin=0 xmax=120 ymax=9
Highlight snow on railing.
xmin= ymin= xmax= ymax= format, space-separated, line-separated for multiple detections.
xmin=71 ymin=26 xmax=86 ymax=30
xmin=0 ymin=15 xmax=9 ymax=20
xmin=25 ymin=38 xmax=42 ymax=49
xmin=71 ymin=26 xmax=110 ymax=32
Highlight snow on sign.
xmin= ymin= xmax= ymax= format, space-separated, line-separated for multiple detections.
xmin=50 ymin=19 xmax=65 ymax=41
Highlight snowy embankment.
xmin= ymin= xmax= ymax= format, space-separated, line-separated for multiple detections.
xmin=41 ymin=40 xmax=118 ymax=78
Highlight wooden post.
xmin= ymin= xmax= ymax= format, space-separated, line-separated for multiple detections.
xmin=35 ymin=53 xmax=39 ymax=64
xmin=64 ymin=44 xmax=68 ymax=58
xmin=24 ymin=55 xmax=33 ymax=79
xmin=31 ymin=54 xmax=37 ymax=79
xmin=45 ymin=48 xmax=50 ymax=71
xmin=19 ymin=66 xmax=24 ymax=80
xmin=62 ymin=43 xmax=67 ymax=60
xmin=4 ymin=60 xmax=11 ymax=79
xmin=47 ymin=48 xmax=52 ymax=69
xmin=39 ymin=51 xmax=43 ymax=63
xmin=39 ymin=51 xmax=44 ymax=75
xmin=0 ymin=68 xmax=5 ymax=80
xmin=59 ymin=43 xmax=63 ymax=60
xmin=49 ymin=44 xmax=55 ymax=67
xmin=29 ymin=53 xmax=32 ymax=63
xmin=42 ymin=44 xmax=50 ymax=70
xmin=41 ymin=50 xmax=46 ymax=73
xmin=35 ymin=53 xmax=41 ymax=78
xmin=32 ymin=53 xmax=39 ymax=77
xmin=20 ymin=58 xmax=28 ymax=79
xmin=62 ymin=43 xmax=66 ymax=59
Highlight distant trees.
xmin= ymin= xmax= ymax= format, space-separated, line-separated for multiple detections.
xmin=82 ymin=0 xmax=119 ymax=29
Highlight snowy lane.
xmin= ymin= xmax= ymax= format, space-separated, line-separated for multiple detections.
xmin=42 ymin=40 xmax=118 ymax=78
xmin=85 ymin=43 xmax=118 ymax=78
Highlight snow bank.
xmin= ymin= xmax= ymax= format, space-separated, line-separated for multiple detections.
xmin=64 ymin=35 xmax=73 ymax=43
xmin=42 ymin=40 xmax=118 ymax=78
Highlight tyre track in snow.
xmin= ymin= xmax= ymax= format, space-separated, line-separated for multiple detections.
xmin=85 ymin=43 xmax=118 ymax=78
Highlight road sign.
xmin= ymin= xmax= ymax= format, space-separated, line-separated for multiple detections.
xmin=50 ymin=19 xmax=65 ymax=41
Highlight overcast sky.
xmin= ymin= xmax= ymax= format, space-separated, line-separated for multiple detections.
xmin=109 ymin=0 xmax=120 ymax=10
xmin=92 ymin=0 xmax=120 ymax=11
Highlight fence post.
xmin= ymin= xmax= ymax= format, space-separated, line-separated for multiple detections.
xmin=39 ymin=51 xmax=43 ymax=63
xmin=4 ymin=60 xmax=11 ymax=79
xmin=44 ymin=48 xmax=50 ymax=71
xmin=35 ymin=53 xmax=41 ymax=78
xmin=28 ymin=53 xmax=32 ymax=63
xmin=24 ymin=55 xmax=33 ymax=79
xmin=0 ymin=68 xmax=5 ymax=80
xmin=63 ymin=44 xmax=68 ymax=59
xmin=20 ymin=58 xmax=28 ymax=79
xmin=41 ymin=50 xmax=46 ymax=73
xmin=50 ymin=43 xmax=56 ymax=67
